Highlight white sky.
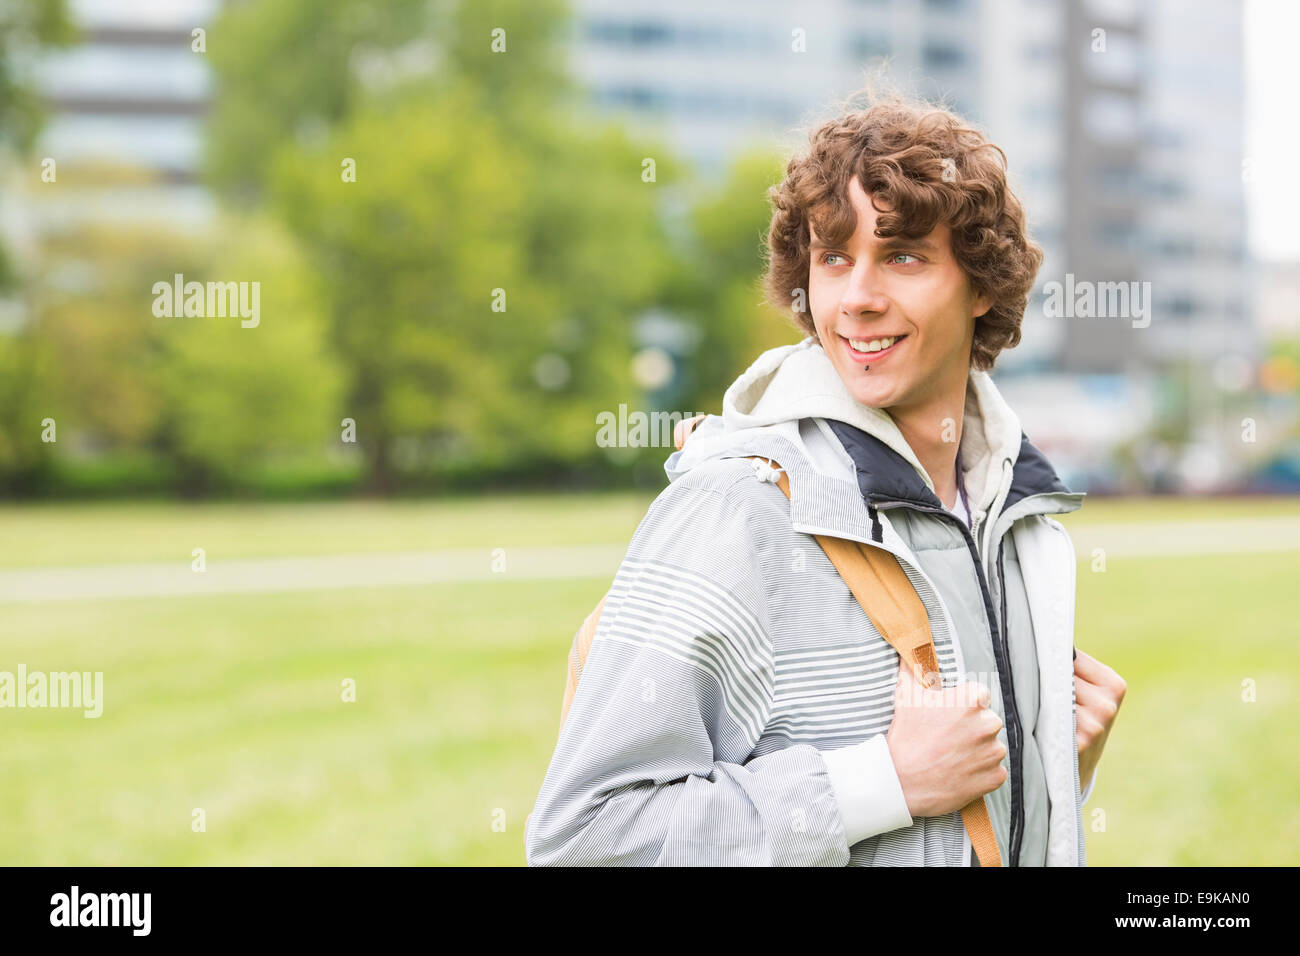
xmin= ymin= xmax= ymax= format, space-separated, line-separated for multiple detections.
xmin=1245 ymin=0 xmax=1300 ymax=261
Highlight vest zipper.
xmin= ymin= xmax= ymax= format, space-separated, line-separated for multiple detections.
xmin=984 ymin=487 xmax=1091 ymax=865
xmin=995 ymin=538 xmax=1024 ymax=866
xmin=874 ymin=498 xmax=1024 ymax=867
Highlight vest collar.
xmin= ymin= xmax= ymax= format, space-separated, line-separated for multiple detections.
xmin=827 ymin=418 xmax=1082 ymax=517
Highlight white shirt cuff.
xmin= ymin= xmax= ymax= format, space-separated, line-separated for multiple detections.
xmin=820 ymin=734 xmax=914 ymax=846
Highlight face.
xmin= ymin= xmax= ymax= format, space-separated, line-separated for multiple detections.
xmin=807 ymin=176 xmax=991 ymax=415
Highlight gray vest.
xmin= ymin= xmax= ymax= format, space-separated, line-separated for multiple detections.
xmin=886 ymin=508 xmax=1047 ymax=865
xmin=828 ymin=420 xmax=1080 ymax=866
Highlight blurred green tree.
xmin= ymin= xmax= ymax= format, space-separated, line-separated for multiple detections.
xmin=0 ymin=0 xmax=73 ymax=492
xmin=0 ymin=323 xmax=54 ymax=493
xmin=206 ymin=0 xmax=677 ymax=490
xmin=0 ymin=0 xmax=73 ymax=152
xmin=154 ymin=218 xmax=345 ymax=493
xmin=0 ymin=0 xmax=74 ymax=289
xmin=663 ymin=150 xmax=806 ymax=415
xmin=19 ymin=219 xmax=342 ymax=495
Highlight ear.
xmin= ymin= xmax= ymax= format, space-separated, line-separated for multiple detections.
xmin=972 ymin=290 xmax=993 ymax=320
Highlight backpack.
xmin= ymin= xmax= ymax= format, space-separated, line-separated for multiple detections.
xmin=555 ymin=415 xmax=1002 ymax=866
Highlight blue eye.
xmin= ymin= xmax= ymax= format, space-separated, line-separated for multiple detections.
xmin=890 ymin=253 xmax=921 ymax=265
xmin=820 ymin=253 xmax=847 ymax=266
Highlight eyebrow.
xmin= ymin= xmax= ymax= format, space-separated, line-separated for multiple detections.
xmin=810 ymin=237 xmax=941 ymax=254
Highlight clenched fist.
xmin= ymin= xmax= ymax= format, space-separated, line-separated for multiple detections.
xmin=1074 ymin=648 xmax=1126 ymax=793
xmin=885 ymin=664 xmax=1008 ymax=819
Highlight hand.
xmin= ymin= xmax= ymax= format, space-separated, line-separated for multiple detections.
xmin=1073 ymin=648 xmax=1126 ymax=792
xmin=885 ymin=664 xmax=1008 ymax=819
xmin=673 ymin=414 xmax=707 ymax=451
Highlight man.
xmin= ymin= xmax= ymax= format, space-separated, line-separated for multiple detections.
xmin=526 ymin=94 xmax=1125 ymax=866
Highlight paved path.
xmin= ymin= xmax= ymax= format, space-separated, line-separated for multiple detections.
xmin=0 ymin=545 xmax=629 ymax=603
xmin=1064 ymin=516 xmax=1300 ymax=559
xmin=0 ymin=516 xmax=1297 ymax=603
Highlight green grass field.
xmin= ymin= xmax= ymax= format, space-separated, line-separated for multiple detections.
xmin=1 ymin=492 xmax=1297 ymax=865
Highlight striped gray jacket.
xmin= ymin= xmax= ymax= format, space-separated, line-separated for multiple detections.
xmin=526 ymin=359 xmax=1089 ymax=866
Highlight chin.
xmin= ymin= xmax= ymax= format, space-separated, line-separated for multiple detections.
xmin=849 ymin=386 xmax=894 ymax=410
xmin=830 ymin=362 xmax=895 ymax=409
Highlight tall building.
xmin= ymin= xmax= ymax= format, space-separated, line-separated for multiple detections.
xmin=564 ymin=0 xmax=1252 ymax=489
xmin=566 ymin=0 xmax=986 ymax=179
xmin=0 ymin=0 xmax=221 ymax=333
xmin=17 ymin=0 xmax=220 ymax=235
xmin=565 ymin=0 xmax=1249 ymax=377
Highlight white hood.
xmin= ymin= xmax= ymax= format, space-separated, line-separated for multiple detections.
xmin=667 ymin=336 xmax=1025 ymax=519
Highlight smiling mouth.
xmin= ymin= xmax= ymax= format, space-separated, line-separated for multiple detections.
xmin=840 ymin=333 xmax=907 ymax=362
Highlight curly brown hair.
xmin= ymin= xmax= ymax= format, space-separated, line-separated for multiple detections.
xmin=763 ymin=90 xmax=1043 ymax=371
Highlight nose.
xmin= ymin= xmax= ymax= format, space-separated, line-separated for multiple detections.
xmin=839 ymin=259 xmax=890 ymax=319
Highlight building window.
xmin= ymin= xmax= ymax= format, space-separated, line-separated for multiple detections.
xmin=923 ymin=43 xmax=966 ymax=70
xmin=848 ymin=33 xmax=891 ymax=59
xmin=584 ymin=19 xmax=672 ymax=48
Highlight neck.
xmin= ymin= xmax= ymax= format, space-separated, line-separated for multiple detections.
xmin=888 ymin=377 xmax=968 ymax=510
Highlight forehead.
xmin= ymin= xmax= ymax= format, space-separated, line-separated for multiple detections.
xmin=808 ymin=176 xmax=950 ymax=247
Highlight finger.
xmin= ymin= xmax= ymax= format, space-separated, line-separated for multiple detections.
xmin=1074 ymin=676 xmax=1114 ymax=715
xmin=1076 ymin=671 xmax=1118 ymax=712
xmin=672 ymin=414 xmax=707 ymax=451
xmin=1077 ymin=711 xmax=1106 ymax=741
xmin=1073 ymin=648 xmax=1115 ymax=684
xmin=944 ymin=680 xmax=982 ymax=709
xmin=1072 ymin=675 xmax=1104 ymax=711
xmin=894 ymin=663 xmax=922 ymax=703
xmin=982 ymin=708 xmax=1004 ymax=736
xmin=673 ymin=419 xmax=689 ymax=451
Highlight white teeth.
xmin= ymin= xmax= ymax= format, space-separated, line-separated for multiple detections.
xmin=848 ymin=336 xmax=899 ymax=353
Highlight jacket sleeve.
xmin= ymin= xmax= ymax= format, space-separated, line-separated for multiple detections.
xmin=1080 ymin=765 xmax=1099 ymax=805
xmin=525 ymin=467 xmax=854 ymax=866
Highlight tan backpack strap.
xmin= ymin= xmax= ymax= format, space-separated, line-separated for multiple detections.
xmin=815 ymin=536 xmax=940 ymax=687
xmin=560 ymin=592 xmax=607 ymax=731
xmin=744 ymin=456 xmax=1003 ymax=867
xmin=560 ymin=413 xmax=708 ymax=733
